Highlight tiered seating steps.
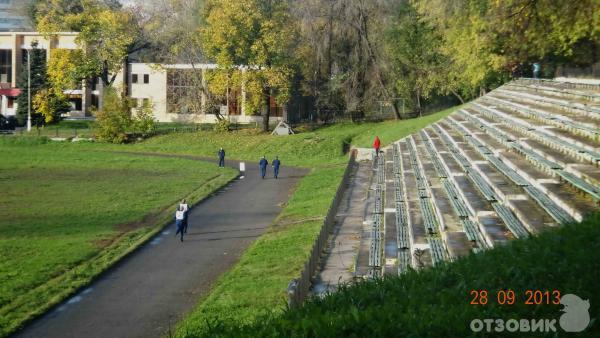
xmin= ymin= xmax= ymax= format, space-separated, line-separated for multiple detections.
xmin=353 ymin=79 xmax=599 ymax=278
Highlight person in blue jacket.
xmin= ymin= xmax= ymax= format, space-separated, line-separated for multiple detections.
xmin=218 ymin=147 xmax=225 ymax=167
xmin=259 ymin=156 xmax=268 ymax=179
xmin=175 ymin=206 xmax=185 ymax=242
xmin=272 ymin=156 xmax=281 ymax=179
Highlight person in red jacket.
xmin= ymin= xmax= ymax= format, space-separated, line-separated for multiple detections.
xmin=373 ymin=136 xmax=381 ymax=157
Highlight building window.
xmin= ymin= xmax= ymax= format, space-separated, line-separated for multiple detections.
xmin=143 ymin=74 xmax=149 ymax=84
xmin=7 ymin=97 xmax=14 ymax=108
xmin=0 ymin=50 xmax=12 ymax=84
xmin=132 ymin=74 xmax=138 ymax=84
xmin=142 ymin=98 xmax=150 ymax=107
xmin=166 ymin=68 xmax=204 ymax=114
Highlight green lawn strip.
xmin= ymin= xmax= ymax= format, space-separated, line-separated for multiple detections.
xmin=0 ymin=141 xmax=238 ymax=336
xmin=170 ymin=108 xmax=458 ymax=336
xmin=214 ymin=213 xmax=600 ymax=337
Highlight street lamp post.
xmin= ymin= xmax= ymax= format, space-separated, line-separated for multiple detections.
xmin=26 ymin=49 xmax=31 ymax=132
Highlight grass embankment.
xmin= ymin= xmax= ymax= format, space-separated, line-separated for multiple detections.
xmin=125 ymin=107 xmax=458 ymax=167
xmin=199 ymin=213 xmax=600 ymax=337
xmin=0 ymin=138 xmax=238 ymax=336
xmin=163 ymin=108 xmax=457 ymax=336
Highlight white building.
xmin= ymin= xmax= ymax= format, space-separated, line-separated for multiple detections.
xmin=0 ymin=31 xmax=95 ymax=118
xmin=0 ymin=30 xmax=285 ymax=124
xmin=114 ymin=63 xmax=285 ymax=124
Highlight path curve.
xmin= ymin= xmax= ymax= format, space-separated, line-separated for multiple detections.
xmin=14 ymin=154 xmax=307 ymax=338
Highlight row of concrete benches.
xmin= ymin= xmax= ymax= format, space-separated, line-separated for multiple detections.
xmin=458 ymin=109 xmax=581 ymax=223
xmin=406 ymin=137 xmax=441 ymax=236
xmin=368 ymin=155 xmax=385 ymax=273
xmin=500 ymin=84 xmax=600 ymax=118
xmin=429 ymin=123 xmax=533 ymax=240
xmin=511 ymin=79 xmax=600 ymax=103
xmin=419 ymin=130 xmax=488 ymax=251
xmin=393 ymin=143 xmax=412 ymax=274
xmin=486 ymin=94 xmax=599 ymax=139
xmin=474 ymin=102 xmax=600 ymax=163
xmin=463 ymin=106 xmax=600 ymax=202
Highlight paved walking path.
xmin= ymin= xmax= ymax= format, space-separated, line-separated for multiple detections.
xmin=15 ymin=154 xmax=306 ymax=338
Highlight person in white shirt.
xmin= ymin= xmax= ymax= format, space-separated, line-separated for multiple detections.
xmin=180 ymin=199 xmax=189 ymax=233
xmin=175 ymin=206 xmax=185 ymax=242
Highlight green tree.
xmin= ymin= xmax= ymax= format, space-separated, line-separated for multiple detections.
xmin=132 ymin=99 xmax=157 ymax=137
xmin=386 ymin=2 xmax=448 ymax=116
xmin=93 ymin=87 xmax=133 ymax=143
xmin=94 ymin=88 xmax=156 ymax=143
xmin=202 ymin=0 xmax=296 ymax=131
xmin=416 ymin=0 xmax=599 ymax=95
xmin=15 ymin=42 xmax=47 ymax=125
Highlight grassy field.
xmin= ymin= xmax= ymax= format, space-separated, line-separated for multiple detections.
xmin=208 ymin=213 xmax=600 ymax=337
xmin=161 ymin=108 xmax=458 ymax=336
xmin=21 ymin=120 xmax=96 ymax=138
xmin=0 ymin=137 xmax=238 ymax=336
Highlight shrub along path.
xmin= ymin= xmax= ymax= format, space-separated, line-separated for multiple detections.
xmin=15 ymin=155 xmax=306 ymax=338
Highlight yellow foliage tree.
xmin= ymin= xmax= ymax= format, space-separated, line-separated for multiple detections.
xmin=32 ymin=88 xmax=71 ymax=123
xmin=36 ymin=0 xmax=139 ymax=87
xmin=202 ymin=0 xmax=296 ymax=131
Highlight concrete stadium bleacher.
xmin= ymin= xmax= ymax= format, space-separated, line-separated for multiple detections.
xmin=357 ymin=79 xmax=599 ymax=277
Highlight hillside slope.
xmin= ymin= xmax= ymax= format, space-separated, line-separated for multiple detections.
xmin=204 ymin=212 xmax=600 ymax=337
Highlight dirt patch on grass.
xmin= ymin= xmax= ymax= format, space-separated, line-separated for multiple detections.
xmin=92 ymin=210 xmax=166 ymax=249
xmin=117 ymin=210 xmax=164 ymax=233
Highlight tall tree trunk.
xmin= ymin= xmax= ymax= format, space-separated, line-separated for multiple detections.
xmin=450 ymin=89 xmax=465 ymax=104
xmin=416 ymin=89 xmax=422 ymax=118
xmin=356 ymin=2 xmax=401 ymax=120
xmin=263 ymin=87 xmax=271 ymax=132
xmin=327 ymin=1 xmax=334 ymax=77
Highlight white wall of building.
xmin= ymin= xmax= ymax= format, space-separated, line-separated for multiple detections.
xmin=114 ymin=63 xmax=169 ymax=121
xmin=116 ymin=63 xmax=282 ymax=124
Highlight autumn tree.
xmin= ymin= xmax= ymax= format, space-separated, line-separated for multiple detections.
xmin=32 ymin=0 xmax=141 ymax=91
xmin=202 ymin=0 xmax=296 ymax=131
xmin=94 ymin=86 xmax=156 ymax=143
xmin=416 ymin=0 xmax=599 ymax=97
xmin=133 ymin=0 xmax=216 ymax=116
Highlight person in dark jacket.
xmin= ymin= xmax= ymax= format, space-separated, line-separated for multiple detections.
xmin=259 ymin=156 xmax=268 ymax=179
xmin=218 ymin=148 xmax=225 ymax=167
xmin=272 ymin=156 xmax=281 ymax=179
xmin=175 ymin=206 xmax=185 ymax=242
